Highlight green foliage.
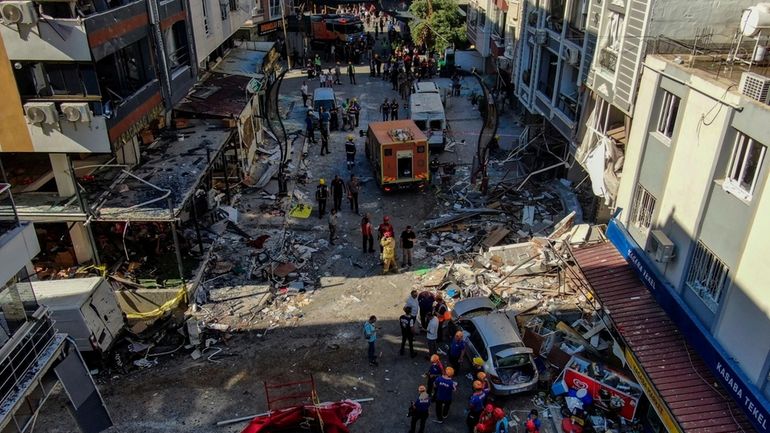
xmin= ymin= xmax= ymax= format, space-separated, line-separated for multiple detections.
xmin=408 ymin=0 xmax=468 ymax=53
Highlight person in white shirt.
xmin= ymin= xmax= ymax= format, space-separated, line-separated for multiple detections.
xmin=301 ymin=81 xmax=309 ymax=107
xmin=405 ymin=290 xmax=420 ymax=329
xmin=426 ymin=312 xmax=439 ymax=358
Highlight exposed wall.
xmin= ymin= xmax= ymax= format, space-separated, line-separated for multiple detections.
xmin=0 ymin=38 xmax=33 ymax=152
xmin=189 ymin=0 xmax=254 ymax=66
xmin=648 ymin=0 xmax=759 ymax=44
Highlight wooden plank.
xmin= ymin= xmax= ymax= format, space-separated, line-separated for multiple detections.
xmin=482 ymin=226 xmax=511 ymax=248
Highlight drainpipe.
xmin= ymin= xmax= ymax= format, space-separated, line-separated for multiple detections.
xmin=147 ymin=0 xmax=173 ymax=109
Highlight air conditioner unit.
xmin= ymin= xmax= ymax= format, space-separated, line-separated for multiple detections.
xmin=1 ymin=1 xmax=37 ymax=25
xmin=647 ymin=229 xmax=675 ymax=263
xmin=61 ymin=103 xmax=92 ymax=123
xmin=739 ymin=72 xmax=770 ymax=104
xmin=566 ymin=46 xmax=580 ymax=66
xmin=535 ymin=29 xmax=547 ymax=45
xmin=24 ymin=102 xmax=58 ymax=126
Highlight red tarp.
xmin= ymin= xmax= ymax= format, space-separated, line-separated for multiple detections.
xmin=241 ymin=400 xmax=362 ymax=433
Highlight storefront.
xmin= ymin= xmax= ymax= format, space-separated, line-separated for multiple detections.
xmin=571 ymin=219 xmax=769 ymax=433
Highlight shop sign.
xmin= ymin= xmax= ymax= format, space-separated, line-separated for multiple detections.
xmin=606 ymin=218 xmax=770 ymax=433
xmin=258 ymin=19 xmax=283 ymax=36
xmin=623 ymin=347 xmax=682 ymax=433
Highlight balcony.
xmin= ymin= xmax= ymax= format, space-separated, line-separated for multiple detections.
xmin=0 ymin=185 xmax=40 ymax=284
xmin=24 ymin=107 xmax=112 ymax=154
xmin=599 ymin=47 xmax=618 ymax=73
xmin=0 ymin=20 xmax=91 ymax=62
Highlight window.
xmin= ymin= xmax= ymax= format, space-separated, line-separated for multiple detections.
xmin=656 ymin=91 xmax=680 ymax=139
xmin=269 ymin=0 xmax=281 ymax=19
xmin=568 ymin=0 xmax=587 ymax=33
xmin=685 ymin=241 xmax=729 ymax=312
xmin=201 ymin=0 xmax=210 ymax=35
xmin=630 ymin=184 xmax=656 ymax=230
xmin=229 ymin=0 xmax=238 ymax=11
xmin=605 ymin=11 xmax=624 ymax=52
xmin=725 ymin=132 xmax=766 ymax=200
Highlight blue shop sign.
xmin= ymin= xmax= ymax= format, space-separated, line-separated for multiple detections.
xmin=606 ymin=218 xmax=770 ymax=433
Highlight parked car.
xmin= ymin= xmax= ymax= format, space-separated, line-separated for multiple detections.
xmin=452 ymin=297 xmax=539 ymax=395
xmin=312 ymin=87 xmax=339 ymax=128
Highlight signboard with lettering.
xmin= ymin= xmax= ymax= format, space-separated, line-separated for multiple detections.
xmin=258 ymin=19 xmax=283 ymax=36
xmin=623 ymin=347 xmax=682 ymax=433
xmin=606 ymin=218 xmax=770 ymax=433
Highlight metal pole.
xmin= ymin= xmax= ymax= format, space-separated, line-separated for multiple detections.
xmin=168 ymin=197 xmax=186 ymax=285
xmin=68 ymin=155 xmax=101 ymax=266
xmin=279 ymin=0 xmax=292 ymax=69
xmin=221 ymin=147 xmax=231 ymax=203
xmin=188 ymin=197 xmax=204 ymax=255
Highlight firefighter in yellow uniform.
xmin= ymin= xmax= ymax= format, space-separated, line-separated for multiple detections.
xmin=380 ymin=231 xmax=398 ymax=274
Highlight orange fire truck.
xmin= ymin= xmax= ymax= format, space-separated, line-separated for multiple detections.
xmin=307 ymin=14 xmax=365 ymax=45
xmin=365 ymin=120 xmax=430 ymax=192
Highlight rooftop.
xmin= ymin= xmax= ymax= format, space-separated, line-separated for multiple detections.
xmin=656 ymin=53 xmax=770 ymax=91
xmin=175 ymin=73 xmax=254 ymax=118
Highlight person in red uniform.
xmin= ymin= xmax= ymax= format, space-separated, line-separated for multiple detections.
xmin=474 ymin=404 xmax=497 ymax=433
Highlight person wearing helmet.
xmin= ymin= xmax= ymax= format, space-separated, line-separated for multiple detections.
xmin=409 ymin=385 xmax=430 ymax=433
xmin=377 ymin=216 xmax=394 ymax=252
xmin=305 ymin=109 xmax=317 ymax=144
xmin=524 ymin=409 xmax=541 ymax=433
xmin=349 ymin=98 xmax=361 ymax=127
xmin=493 ymin=407 xmax=509 ymax=433
xmin=477 ymin=371 xmax=491 ymax=403
xmin=315 ymin=179 xmax=328 ymax=219
xmin=345 ymin=135 xmax=357 ymax=170
xmin=466 ymin=381 xmax=486 ymax=432
xmin=433 ymin=366 xmax=457 ymax=423
xmin=425 ymin=353 xmax=444 ymax=396
xmin=380 ymin=231 xmax=398 ymax=273
xmin=474 ymin=404 xmax=497 ymax=433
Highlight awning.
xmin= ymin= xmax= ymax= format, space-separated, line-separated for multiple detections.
xmin=572 ymin=242 xmax=755 ymax=433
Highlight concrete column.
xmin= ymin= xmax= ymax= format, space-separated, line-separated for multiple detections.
xmin=49 ymin=154 xmax=76 ymax=197
xmin=69 ymin=222 xmax=94 ymax=264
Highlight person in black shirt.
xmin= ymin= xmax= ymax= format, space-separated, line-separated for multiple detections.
xmin=315 ymin=179 xmax=328 ymax=219
xmin=399 ymin=306 xmax=417 ymax=357
xmin=401 ymin=225 xmax=416 ymax=267
xmin=331 ymin=175 xmax=346 ymax=212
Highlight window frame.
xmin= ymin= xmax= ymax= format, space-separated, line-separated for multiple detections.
xmin=724 ymin=132 xmax=767 ymax=201
xmin=685 ymin=240 xmax=730 ymax=313
xmin=605 ymin=11 xmax=624 ymax=53
xmin=630 ymin=184 xmax=656 ymax=231
xmin=656 ymin=90 xmax=680 ymax=140
xmin=268 ymin=0 xmax=282 ymax=20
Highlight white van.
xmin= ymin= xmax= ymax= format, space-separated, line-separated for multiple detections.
xmin=409 ymin=92 xmax=446 ymax=152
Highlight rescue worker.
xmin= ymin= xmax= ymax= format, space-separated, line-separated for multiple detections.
xmin=390 ymin=97 xmax=399 ymax=120
xmin=345 ymin=135 xmax=357 ymax=170
xmin=524 ymin=410 xmax=541 ymax=433
xmin=433 ymin=366 xmax=456 ymax=423
xmin=331 ymin=175 xmax=346 ymax=212
xmin=433 ymin=294 xmax=449 ymax=343
xmin=494 ymin=408 xmax=510 ymax=433
xmin=399 ymin=305 xmax=417 ymax=357
xmin=381 ymin=98 xmax=390 ymax=121
xmin=377 ymin=216 xmax=394 ymax=251
xmin=349 ymin=98 xmax=361 ymax=127
xmin=380 ymin=231 xmax=398 ymax=273
xmin=315 ymin=178 xmax=328 ymax=218
xmin=418 ymin=290 xmax=435 ymax=329
xmin=467 ymin=381 xmax=486 ymax=432
xmin=448 ymin=330 xmax=466 ymax=371
xmin=305 ymin=110 xmax=317 ymax=144
xmin=477 ymin=371 xmax=491 ymax=404
xmin=425 ymin=354 xmax=444 ymax=396
xmin=361 ymin=213 xmax=374 ymax=253
xmin=409 ymin=385 xmax=430 ymax=433
xmin=475 ymin=404 xmax=498 ymax=433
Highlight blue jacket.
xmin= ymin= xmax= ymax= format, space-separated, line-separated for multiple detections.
xmin=496 ymin=417 xmax=510 ymax=433
xmin=449 ymin=339 xmax=465 ymax=357
xmin=428 ymin=363 xmax=443 ymax=377
xmin=414 ymin=396 xmax=430 ymax=413
xmin=468 ymin=392 xmax=485 ymax=412
xmin=434 ymin=376 xmax=455 ymax=402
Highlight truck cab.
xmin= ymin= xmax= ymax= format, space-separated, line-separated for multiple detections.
xmin=308 ymin=14 xmax=364 ymax=45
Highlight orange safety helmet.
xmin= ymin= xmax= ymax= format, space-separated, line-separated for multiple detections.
xmin=430 ymin=354 xmax=440 ymax=363
xmin=445 ymin=367 xmax=455 ymax=377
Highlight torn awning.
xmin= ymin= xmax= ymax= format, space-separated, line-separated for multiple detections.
xmin=571 ymin=242 xmax=755 ymax=433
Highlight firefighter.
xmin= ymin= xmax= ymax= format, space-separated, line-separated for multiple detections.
xmin=315 ymin=179 xmax=328 ymax=219
xmin=345 ymin=134 xmax=357 ymax=170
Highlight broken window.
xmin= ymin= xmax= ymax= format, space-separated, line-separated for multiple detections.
xmin=547 ymin=0 xmax=565 ymax=32
xmin=656 ymin=91 xmax=680 ymax=139
xmin=568 ymin=0 xmax=587 ymax=34
xmin=166 ymin=21 xmax=191 ymax=70
xmin=685 ymin=241 xmax=729 ymax=312
xmin=229 ymin=0 xmax=238 ymax=11
xmin=95 ymin=38 xmax=154 ymax=102
xmin=537 ymin=50 xmax=558 ymax=100
xmin=13 ymin=63 xmax=99 ymax=97
xmin=629 ymin=184 xmax=655 ymax=231
xmin=725 ymin=132 xmax=766 ymax=200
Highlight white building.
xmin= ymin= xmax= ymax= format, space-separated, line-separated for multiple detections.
xmin=617 ymin=52 xmax=770 ymax=409
xmin=189 ymin=0 xmax=257 ymax=68
xmin=513 ymin=0 xmax=594 ymax=139
xmin=573 ymin=0 xmax=760 ymax=209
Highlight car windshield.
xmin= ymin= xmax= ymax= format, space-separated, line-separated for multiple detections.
xmin=429 ymin=120 xmax=443 ymax=130
xmin=490 ymin=345 xmax=528 ymax=368
xmin=314 ymin=100 xmax=334 ymax=111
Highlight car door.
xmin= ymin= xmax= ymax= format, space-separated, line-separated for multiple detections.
xmin=457 ymin=320 xmax=479 ymax=359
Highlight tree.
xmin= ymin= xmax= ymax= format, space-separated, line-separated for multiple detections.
xmin=408 ymin=0 xmax=467 ymax=53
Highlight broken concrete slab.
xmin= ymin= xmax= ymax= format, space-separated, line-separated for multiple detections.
xmin=208 ymin=284 xmax=271 ymax=302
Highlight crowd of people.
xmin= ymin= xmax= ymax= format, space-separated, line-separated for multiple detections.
xmin=364 ymin=291 xmax=545 ymax=433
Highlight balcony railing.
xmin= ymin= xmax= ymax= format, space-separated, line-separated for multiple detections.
xmin=599 ymin=47 xmax=618 ymax=73
xmin=0 ymin=308 xmax=58 ymax=411
xmin=0 ymin=185 xmax=20 ymax=240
